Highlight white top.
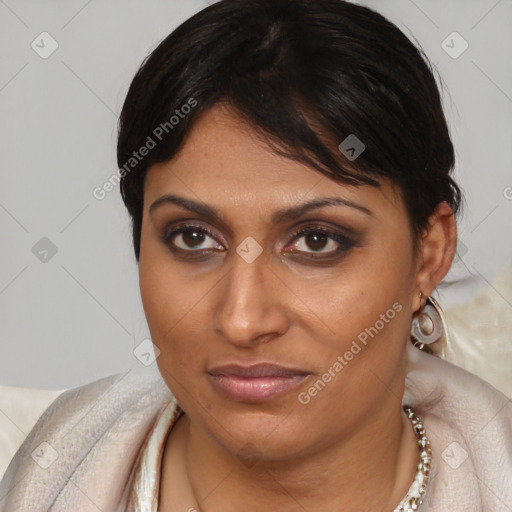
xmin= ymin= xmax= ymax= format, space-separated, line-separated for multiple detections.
xmin=128 ymin=401 xmax=181 ymax=511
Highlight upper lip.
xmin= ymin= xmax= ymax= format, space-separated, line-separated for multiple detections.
xmin=207 ymin=363 xmax=310 ymax=378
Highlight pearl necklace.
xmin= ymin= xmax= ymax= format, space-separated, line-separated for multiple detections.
xmin=393 ymin=406 xmax=432 ymax=512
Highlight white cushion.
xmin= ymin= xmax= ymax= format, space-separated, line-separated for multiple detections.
xmin=0 ymin=386 xmax=64 ymax=480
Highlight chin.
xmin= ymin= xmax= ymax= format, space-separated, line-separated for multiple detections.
xmin=207 ymin=401 xmax=314 ymax=462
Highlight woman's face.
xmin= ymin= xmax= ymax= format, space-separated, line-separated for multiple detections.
xmin=139 ymin=104 xmax=422 ymax=462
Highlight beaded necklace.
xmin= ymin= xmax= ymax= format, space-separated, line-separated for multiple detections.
xmin=393 ymin=406 xmax=432 ymax=512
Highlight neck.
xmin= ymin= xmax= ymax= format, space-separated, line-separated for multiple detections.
xmin=181 ymin=393 xmax=419 ymax=512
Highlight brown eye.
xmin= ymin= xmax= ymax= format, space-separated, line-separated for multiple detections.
xmin=286 ymin=226 xmax=354 ymax=257
xmin=181 ymin=229 xmax=206 ymax=248
xmin=162 ymin=225 xmax=223 ymax=253
xmin=302 ymin=232 xmax=330 ymax=252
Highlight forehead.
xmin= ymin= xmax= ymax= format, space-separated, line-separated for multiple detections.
xmin=143 ymin=104 xmax=404 ymax=220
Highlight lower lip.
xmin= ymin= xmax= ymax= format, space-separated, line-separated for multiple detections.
xmin=208 ymin=374 xmax=309 ymax=402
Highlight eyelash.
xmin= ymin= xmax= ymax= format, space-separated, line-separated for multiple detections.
xmin=160 ymin=223 xmax=355 ymax=260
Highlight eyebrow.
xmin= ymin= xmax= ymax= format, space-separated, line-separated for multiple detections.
xmin=149 ymin=193 xmax=372 ymax=224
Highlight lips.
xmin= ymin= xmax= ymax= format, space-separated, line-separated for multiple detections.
xmin=208 ymin=363 xmax=309 ymax=378
xmin=207 ymin=363 xmax=311 ymax=402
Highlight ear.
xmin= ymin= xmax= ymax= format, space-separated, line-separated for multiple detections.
xmin=413 ymin=201 xmax=457 ymax=313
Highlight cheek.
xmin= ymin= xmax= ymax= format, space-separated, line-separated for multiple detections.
xmin=290 ymin=246 xmax=414 ymax=412
xmin=139 ymin=254 xmax=202 ymax=367
xmin=139 ymin=229 xmax=202 ymax=338
xmin=140 ymin=265 xmax=207 ymax=404
xmin=296 ymin=248 xmax=412 ymax=348
xmin=138 ymin=260 xmax=226 ymax=406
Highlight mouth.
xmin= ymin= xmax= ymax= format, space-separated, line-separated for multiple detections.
xmin=207 ymin=363 xmax=311 ymax=402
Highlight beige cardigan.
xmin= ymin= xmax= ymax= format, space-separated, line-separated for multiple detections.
xmin=1 ymin=343 xmax=511 ymax=511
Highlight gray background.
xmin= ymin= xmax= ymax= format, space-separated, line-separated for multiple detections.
xmin=1 ymin=0 xmax=511 ymax=389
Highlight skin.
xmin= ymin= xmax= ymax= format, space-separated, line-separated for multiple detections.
xmin=138 ymin=103 xmax=457 ymax=511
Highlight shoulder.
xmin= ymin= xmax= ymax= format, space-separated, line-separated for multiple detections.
xmin=403 ymin=344 xmax=512 ymax=510
xmin=404 ymin=342 xmax=512 ymax=425
xmin=0 ymin=369 xmax=175 ymax=512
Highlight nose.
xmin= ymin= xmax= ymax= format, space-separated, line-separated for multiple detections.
xmin=213 ymin=250 xmax=290 ymax=348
